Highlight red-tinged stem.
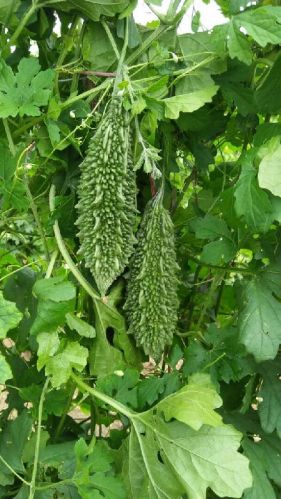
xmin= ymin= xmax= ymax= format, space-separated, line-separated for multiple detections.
xmin=149 ymin=175 xmax=157 ymax=198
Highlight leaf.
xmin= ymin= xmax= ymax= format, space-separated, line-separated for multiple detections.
xmin=164 ymin=86 xmax=219 ymax=119
xmin=33 ymin=276 xmax=76 ymax=302
xmin=57 ymin=438 xmax=126 ymax=498
xmin=66 ymin=313 xmax=96 ymax=338
xmin=73 ymin=439 xmax=126 ymax=499
xmin=96 ymin=369 xmax=139 ymax=409
xmin=157 ymin=373 xmax=223 ymax=430
xmin=30 ymin=299 xmax=74 ymax=336
xmin=201 ymin=239 xmax=236 ymax=265
xmin=229 ymin=414 xmax=281 ymax=499
xmin=254 ymin=123 xmax=281 ymax=147
xmin=0 ymin=141 xmax=17 ymax=181
xmin=234 ymin=155 xmax=273 ymax=232
xmin=1 ymin=179 xmax=29 ymax=211
xmin=256 ymin=360 xmax=281 ymax=437
xmin=192 ymin=214 xmax=231 ymax=240
xmin=89 ymin=298 xmax=141 ymax=378
xmin=125 ymin=413 xmax=252 ymax=499
xmin=138 ymin=376 xmax=164 ymax=405
xmin=175 ymin=70 xmax=215 ymax=95
xmin=82 ymin=22 xmax=118 ymax=70
xmin=191 ymin=214 xmax=236 ymax=264
xmin=0 ymin=291 xmax=22 ymax=339
xmin=51 ymin=0 xmax=132 ymax=21
xmin=0 ymin=57 xmax=54 ymax=118
xmin=37 ymin=331 xmax=60 ymax=371
xmin=30 ymin=277 xmax=75 ymax=335
xmin=0 ymin=411 xmax=33 ymax=484
xmin=234 ymin=6 xmax=281 ymax=47
xmin=40 ymin=441 xmax=76 ymax=467
xmin=0 ymin=353 xmax=12 ymax=384
xmin=184 ymin=325 xmax=254 ymax=383
xmin=178 ymin=31 xmax=227 ymax=73
xmin=255 ymin=54 xmax=281 ymax=114
xmin=242 ymin=438 xmax=276 ymax=499
xmin=221 ymin=81 xmax=256 ymax=116
xmin=258 ymin=142 xmax=281 ymax=197
xmin=227 ymin=21 xmax=252 ymax=65
xmin=238 ymin=276 xmax=281 ymax=361
xmin=45 ymin=341 xmax=88 ymax=387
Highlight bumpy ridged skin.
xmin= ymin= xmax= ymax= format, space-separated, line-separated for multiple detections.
xmin=124 ymin=193 xmax=179 ymax=359
xmin=76 ymin=97 xmax=137 ymax=296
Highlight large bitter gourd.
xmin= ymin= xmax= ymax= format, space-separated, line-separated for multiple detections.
xmin=76 ymin=96 xmax=137 ymax=296
xmin=124 ymin=192 xmax=179 ymax=359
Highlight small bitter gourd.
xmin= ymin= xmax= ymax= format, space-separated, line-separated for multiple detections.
xmin=124 ymin=192 xmax=179 ymax=359
xmin=76 ymin=96 xmax=137 ymax=296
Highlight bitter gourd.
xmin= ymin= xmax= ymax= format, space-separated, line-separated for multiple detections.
xmin=76 ymin=96 xmax=137 ymax=296
xmin=124 ymin=192 xmax=179 ymax=359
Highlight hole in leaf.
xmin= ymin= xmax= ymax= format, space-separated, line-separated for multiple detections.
xmin=106 ymin=327 xmax=114 ymax=345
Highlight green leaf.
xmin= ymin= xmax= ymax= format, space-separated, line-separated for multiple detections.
xmin=184 ymin=325 xmax=253 ymax=383
xmin=254 ymin=123 xmax=281 ymax=147
xmin=255 ymin=54 xmax=281 ymax=114
xmin=192 ymin=214 xmax=231 ymax=240
xmin=201 ymin=238 xmax=236 ymax=265
xmin=242 ymin=438 xmax=276 ymax=499
xmin=232 ymin=417 xmax=281 ymax=499
xmin=72 ymin=439 xmax=126 ymax=499
xmin=125 ymin=412 xmax=252 ymax=499
xmin=96 ymin=368 xmax=139 ymax=409
xmin=257 ymin=360 xmax=281 ymax=437
xmin=31 ymin=299 xmax=74 ymax=336
xmin=0 ymin=141 xmax=17 ymax=181
xmin=0 ymin=411 xmax=32 ymax=484
xmin=234 ymin=7 xmax=281 ymax=47
xmin=31 ymin=277 xmax=75 ymax=335
xmin=37 ymin=331 xmax=60 ymax=371
xmin=157 ymin=373 xmax=223 ymax=430
xmin=0 ymin=291 xmax=22 ymax=339
xmin=0 ymin=57 xmax=54 ymax=118
xmin=221 ymin=81 xmax=256 ymax=116
xmin=40 ymin=441 xmax=76 ymax=467
xmin=89 ymin=298 xmax=141 ymax=378
xmin=258 ymin=142 xmax=281 ymax=197
xmin=51 ymin=0 xmax=132 ymax=21
xmin=164 ymin=86 xmax=219 ymax=119
xmin=0 ymin=353 xmax=12 ymax=384
xmin=1 ymin=179 xmax=29 ymax=211
xmin=66 ymin=313 xmax=96 ymax=338
xmin=234 ymin=155 xmax=273 ymax=232
xmin=82 ymin=22 xmax=118 ymax=70
xmin=46 ymin=341 xmax=88 ymax=387
xmin=178 ymin=31 xmax=227 ymax=73
xmin=238 ymin=276 xmax=281 ymax=361
xmin=227 ymin=21 xmax=252 ymax=65
xmin=33 ymin=276 xmax=76 ymax=302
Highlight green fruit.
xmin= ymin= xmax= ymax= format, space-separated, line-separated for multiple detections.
xmin=124 ymin=192 xmax=179 ymax=359
xmin=76 ymin=96 xmax=137 ymax=296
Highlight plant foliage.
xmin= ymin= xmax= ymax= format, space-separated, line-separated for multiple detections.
xmin=1 ymin=1 xmax=281 ymax=498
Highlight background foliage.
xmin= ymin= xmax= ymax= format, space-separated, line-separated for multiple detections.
xmin=1 ymin=0 xmax=281 ymax=497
